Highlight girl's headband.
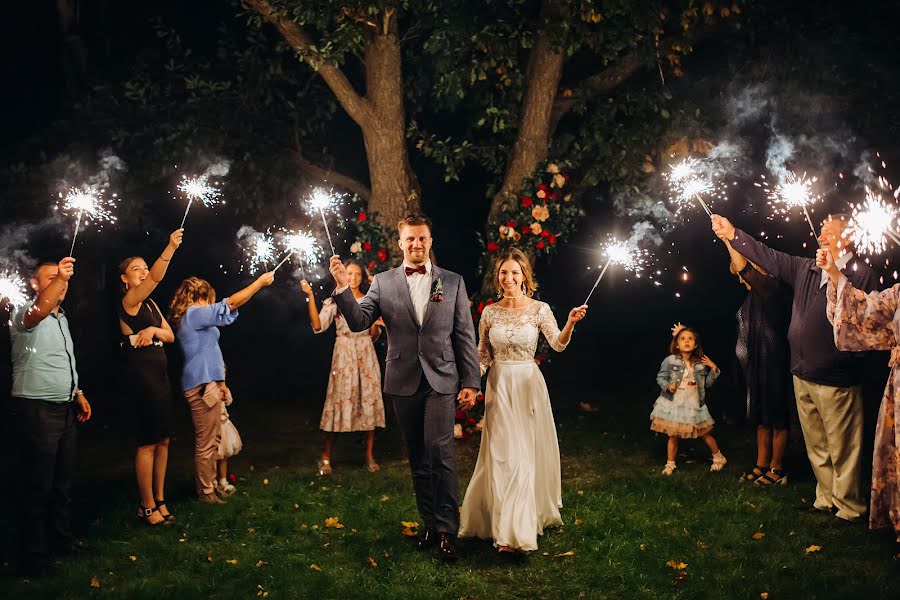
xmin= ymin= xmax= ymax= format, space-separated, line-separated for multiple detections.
xmin=671 ymin=322 xmax=687 ymax=338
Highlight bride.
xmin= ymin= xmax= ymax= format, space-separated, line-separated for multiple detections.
xmin=459 ymin=248 xmax=587 ymax=553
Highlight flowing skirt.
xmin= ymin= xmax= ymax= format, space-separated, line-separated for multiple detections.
xmin=459 ymin=360 xmax=562 ymax=552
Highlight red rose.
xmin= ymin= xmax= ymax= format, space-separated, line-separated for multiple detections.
xmin=487 ymin=242 xmax=499 ymax=253
xmin=520 ymin=225 xmax=531 ymax=234
xmin=477 ymin=392 xmax=485 ymax=401
xmin=358 ymin=213 xmax=367 ymax=221
xmin=549 ymin=192 xmax=559 ymax=200
xmin=228 ymin=473 xmax=236 ymax=484
xmin=536 ymin=241 xmax=545 ymax=249
xmin=477 ymin=301 xmax=485 ymax=314
xmin=467 ymin=417 xmax=477 ymax=426
xmin=506 ymin=220 xmax=517 ymax=228
xmin=461 ymin=429 xmax=471 ymax=440
xmin=549 ymin=235 xmax=557 ymax=245
xmin=537 ymin=184 xmax=548 ymax=192
xmin=363 ymin=241 xmax=372 ymax=251
xmin=455 ymin=410 xmax=467 ymax=421
xmin=521 ymin=196 xmax=533 ymax=207
xmin=368 ymin=261 xmax=375 ymax=270
xmin=377 ymin=248 xmax=387 ymax=262
xmin=540 ymin=230 xmax=550 ymax=238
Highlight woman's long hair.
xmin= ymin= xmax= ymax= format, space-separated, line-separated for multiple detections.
xmin=169 ymin=277 xmax=216 ymax=328
xmin=333 ymin=259 xmax=371 ymax=319
xmin=492 ymin=247 xmax=537 ymax=298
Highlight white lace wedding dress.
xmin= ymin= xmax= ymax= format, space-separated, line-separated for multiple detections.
xmin=459 ymin=300 xmax=568 ymax=552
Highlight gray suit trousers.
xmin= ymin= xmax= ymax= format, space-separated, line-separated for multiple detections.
xmin=388 ymin=374 xmax=459 ymax=535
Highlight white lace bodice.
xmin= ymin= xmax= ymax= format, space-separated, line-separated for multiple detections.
xmin=477 ymin=300 xmax=568 ymax=374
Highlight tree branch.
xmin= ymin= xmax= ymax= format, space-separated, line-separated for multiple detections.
xmin=291 ymin=126 xmax=371 ymax=200
xmin=549 ymin=51 xmax=644 ymax=134
xmin=244 ymin=0 xmax=374 ymax=126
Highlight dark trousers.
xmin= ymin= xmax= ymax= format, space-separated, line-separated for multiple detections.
xmin=12 ymin=397 xmax=77 ymax=570
xmin=388 ymin=375 xmax=459 ymax=535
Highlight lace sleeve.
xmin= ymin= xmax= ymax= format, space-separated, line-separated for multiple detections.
xmin=477 ymin=308 xmax=493 ymax=376
xmin=538 ymin=302 xmax=569 ymax=352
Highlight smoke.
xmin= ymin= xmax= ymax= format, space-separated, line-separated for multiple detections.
xmin=203 ymin=159 xmax=231 ymax=178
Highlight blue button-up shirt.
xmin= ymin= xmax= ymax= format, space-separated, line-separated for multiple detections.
xmin=9 ymin=304 xmax=79 ymax=402
xmin=177 ymin=299 xmax=238 ymax=391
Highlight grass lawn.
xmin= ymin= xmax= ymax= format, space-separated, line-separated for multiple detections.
xmin=1 ymin=389 xmax=898 ymax=599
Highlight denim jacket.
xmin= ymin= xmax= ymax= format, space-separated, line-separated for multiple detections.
xmin=656 ymin=354 xmax=720 ymax=407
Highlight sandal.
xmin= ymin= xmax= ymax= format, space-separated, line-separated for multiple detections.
xmin=136 ymin=504 xmax=164 ymax=526
xmin=662 ymin=462 xmax=677 ymax=476
xmin=709 ymin=453 xmax=728 ymax=472
xmin=741 ymin=465 xmax=769 ymax=482
xmin=155 ymin=499 xmax=176 ymax=521
xmin=366 ymin=460 xmax=381 ymax=473
xmin=755 ymin=468 xmax=788 ymax=486
xmin=317 ymin=459 xmax=332 ymax=476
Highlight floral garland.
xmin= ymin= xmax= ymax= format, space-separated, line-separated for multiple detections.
xmin=343 ymin=198 xmax=397 ymax=274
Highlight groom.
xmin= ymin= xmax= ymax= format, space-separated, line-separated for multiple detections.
xmin=330 ymin=214 xmax=480 ymax=561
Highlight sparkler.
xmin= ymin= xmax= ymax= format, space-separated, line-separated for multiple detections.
xmin=762 ymin=172 xmax=821 ymax=243
xmin=665 ymin=158 xmax=714 ymax=217
xmin=0 ymin=272 xmax=28 ymax=309
xmin=847 ymin=189 xmax=900 ymax=255
xmin=177 ymin=175 xmax=221 ymax=228
xmin=273 ymin=230 xmax=322 ymax=277
xmin=583 ymin=238 xmax=649 ymax=305
xmin=306 ymin=188 xmax=340 ymax=256
xmin=58 ymin=186 xmax=118 ymax=256
xmin=238 ymin=229 xmax=276 ymax=273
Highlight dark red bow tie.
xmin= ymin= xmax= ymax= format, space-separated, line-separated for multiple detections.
xmin=405 ymin=265 xmax=427 ymax=276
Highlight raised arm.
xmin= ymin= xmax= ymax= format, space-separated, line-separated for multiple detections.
xmin=712 ymin=214 xmax=805 ymax=283
xmin=122 ymin=229 xmax=183 ymax=312
xmin=226 ymin=272 xmax=275 ymax=312
xmin=723 ymin=239 xmax=748 ymax=274
xmin=23 ymin=257 xmax=74 ymax=330
xmin=538 ymin=302 xmax=587 ymax=351
xmin=300 ymin=280 xmax=324 ymax=332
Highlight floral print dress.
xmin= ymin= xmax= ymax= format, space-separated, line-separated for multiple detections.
xmin=314 ymin=298 xmax=385 ymax=432
xmin=827 ymin=275 xmax=900 ymax=539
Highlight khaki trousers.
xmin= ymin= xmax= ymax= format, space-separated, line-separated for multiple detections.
xmin=185 ymin=383 xmax=223 ymax=496
xmin=792 ymin=376 xmax=866 ymax=521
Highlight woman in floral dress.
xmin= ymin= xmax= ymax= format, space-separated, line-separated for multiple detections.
xmin=301 ymin=259 xmax=385 ymax=475
xmin=820 ymin=249 xmax=900 ymax=544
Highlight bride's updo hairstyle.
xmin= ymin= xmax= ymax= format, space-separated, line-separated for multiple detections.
xmin=493 ymin=247 xmax=538 ymax=299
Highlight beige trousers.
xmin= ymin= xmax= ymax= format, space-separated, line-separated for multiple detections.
xmin=185 ymin=383 xmax=223 ymax=496
xmin=792 ymin=376 xmax=866 ymax=521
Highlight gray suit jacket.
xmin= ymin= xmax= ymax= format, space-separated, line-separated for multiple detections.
xmin=333 ymin=265 xmax=481 ymax=396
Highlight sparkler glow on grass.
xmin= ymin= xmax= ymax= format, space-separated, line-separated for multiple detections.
xmin=305 ymin=188 xmax=341 ymax=256
xmin=273 ymin=230 xmax=322 ymax=277
xmin=847 ymin=189 xmax=900 ymax=255
xmin=0 ymin=273 xmax=28 ymax=309
xmin=58 ymin=186 xmax=119 ymax=256
xmin=177 ymin=175 xmax=222 ymax=228
xmin=664 ymin=158 xmax=715 ymax=217
xmin=583 ymin=238 xmax=650 ymax=305
xmin=760 ymin=172 xmax=821 ymax=243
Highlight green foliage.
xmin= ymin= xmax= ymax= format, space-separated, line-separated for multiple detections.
xmin=338 ymin=197 xmax=398 ymax=274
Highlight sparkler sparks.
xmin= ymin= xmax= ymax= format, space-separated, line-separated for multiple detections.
xmin=664 ymin=158 xmax=717 ymax=216
xmin=583 ymin=237 xmax=650 ymax=304
xmin=57 ymin=186 xmax=119 ymax=256
xmin=847 ymin=189 xmax=900 ymax=256
xmin=237 ymin=228 xmax=277 ymax=273
xmin=304 ymin=188 xmax=342 ymax=256
xmin=177 ymin=174 xmax=222 ymax=228
xmin=759 ymin=171 xmax=821 ymax=242
xmin=273 ymin=230 xmax=322 ymax=275
xmin=0 ymin=273 xmax=28 ymax=309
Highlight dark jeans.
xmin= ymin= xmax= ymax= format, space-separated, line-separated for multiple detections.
xmin=387 ymin=375 xmax=459 ymax=535
xmin=11 ymin=397 xmax=77 ymax=570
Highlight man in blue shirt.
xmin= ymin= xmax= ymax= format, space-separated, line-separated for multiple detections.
xmin=10 ymin=257 xmax=92 ymax=578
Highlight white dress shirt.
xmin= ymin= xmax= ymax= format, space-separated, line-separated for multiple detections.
xmin=404 ymin=260 xmax=433 ymax=325
xmin=820 ymin=251 xmax=852 ymax=287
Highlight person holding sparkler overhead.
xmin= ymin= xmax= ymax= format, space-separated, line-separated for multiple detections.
xmin=819 ymin=247 xmax=900 ymax=545
xmin=712 ymin=213 xmax=878 ymax=525
xmin=329 ymin=214 xmax=480 ymax=562
xmin=300 ymin=259 xmax=385 ymax=476
xmin=459 ymin=248 xmax=586 ymax=554
xmin=117 ymin=228 xmax=183 ymax=525
xmin=169 ymin=271 xmax=275 ymax=505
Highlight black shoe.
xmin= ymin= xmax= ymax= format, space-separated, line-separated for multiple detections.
xmin=437 ymin=533 xmax=458 ymax=562
xmin=822 ymin=516 xmax=859 ymax=528
xmin=416 ymin=528 xmax=437 ymax=551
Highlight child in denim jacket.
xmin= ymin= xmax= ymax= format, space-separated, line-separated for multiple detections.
xmin=651 ymin=324 xmax=726 ymax=475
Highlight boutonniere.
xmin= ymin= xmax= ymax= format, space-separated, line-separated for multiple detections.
xmin=430 ymin=277 xmax=444 ymax=302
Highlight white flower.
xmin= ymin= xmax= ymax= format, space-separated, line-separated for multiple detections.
xmin=350 ymin=241 xmax=362 ymax=254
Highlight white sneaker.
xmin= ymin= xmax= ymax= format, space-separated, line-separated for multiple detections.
xmin=216 ymin=481 xmax=237 ymax=496
xmin=710 ymin=453 xmax=728 ymax=472
xmin=662 ymin=462 xmax=677 ymax=476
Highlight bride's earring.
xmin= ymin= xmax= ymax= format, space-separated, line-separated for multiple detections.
xmin=521 ymin=282 xmax=527 ymax=296
xmin=496 ymin=288 xmax=503 ymax=299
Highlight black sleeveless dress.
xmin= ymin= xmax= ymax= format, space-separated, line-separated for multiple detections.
xmin=118 ymin=299 xmax=173 ymax=445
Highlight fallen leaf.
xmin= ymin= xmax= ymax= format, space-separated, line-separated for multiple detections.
xmin=401 ymin=527 xmax=417 ymax=537
xmin=300 ymin=524 xmax=308 ymax=529
xmin=666 ymin=560 xmax=688 ymax=570
xmin=760 ymin=593 xmax=769 ymax=599
xmin=697 ymin=542 xmax=710 ymax=550
xmin=226 ymin=559 xmax=238 ymax=565
xmin=129 ymin=555 xmax=137 ymax=561
xmin=248 ymin=528 xmax=256 ymax=534
xmin=574 ymin=519 xmax=584 ymax=526
xmin=312 ymin=525 xmax=319 ymax=530
xmin=207 ymin=552 xmax=214 ymax=562
xmin=577 ymin=490 xmax=584 ymax=496
xmin=263 ymin=479 xmax=269 ymax=486
xmin=90 ymin=577 xmax=101 ymax=588
xmin=640 ymin=544 xmax=647 ymax=551
xmin=366 ymin=556 xmax=377 ymax=568
xmin=805 ymin=545 xmax=823 ymax=554
xmin=752 ymin=532 xmax=766 ymax=540
xmin=556 ymin=550 xmax=576 ymax=557
xmin=294 ymin=503 xmax=299 ymax=509
xmin=400 ymin=521 xmax=419 ymax=528
xmin=310 ymin=564 xmax=321 ymax=571
xmin=179 ymin=538 xmax=186 ymax=543
xmin=256 ymin=560 xmax=268 ymax=567
xmin=324 ymin=516 xmax=344 ymax=529
xmin=380 ymin=495 xmax=390 ymax=502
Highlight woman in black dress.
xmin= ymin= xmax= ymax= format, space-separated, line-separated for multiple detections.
xmin=118 ymin=229 xmax=182 ymax=525
xmin=724 ymin=239 xmax=793 ymax=485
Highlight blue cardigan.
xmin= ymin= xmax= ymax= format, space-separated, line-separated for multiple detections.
xmin=656 ymin=354 xmax=720 ymax=406
xmin=177 ymin=299 xmax=239 ymax=391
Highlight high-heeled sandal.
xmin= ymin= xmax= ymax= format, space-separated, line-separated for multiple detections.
xmin=366 ymin=460 xmax=381 ymax=473
xmin=317 ymin=459 xmax=332 ymax=476
xmin=741 ymin=465 xmax=769 ymax=482
xmin=755 ymin=468 xmax=788 ymax=486
xmin=155 ymin=499 xmax=176 ymax=521
xmin=136 ymin=504 xmax=164 ymax=526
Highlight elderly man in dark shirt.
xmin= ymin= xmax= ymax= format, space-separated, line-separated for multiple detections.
xmin=711 ymin=214 xmax=877 ymax=524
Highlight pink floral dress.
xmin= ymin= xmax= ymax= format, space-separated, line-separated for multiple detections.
xmin=827 ymin=275 xmax=900 ymax=539
xmin=314 ymin=298 xmax=385 ymax=432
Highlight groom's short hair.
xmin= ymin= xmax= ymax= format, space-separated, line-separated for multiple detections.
xmin=397 ymin=214 xmax=433 ymax=235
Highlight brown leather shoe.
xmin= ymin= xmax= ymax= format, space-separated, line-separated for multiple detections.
xmin=437 ymin=533 xmax=458 ymax=562
xmin=198 ymin=493 xmax=226 ymax=505
xmin=416 ymin=528 xmax=436 ymax=551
